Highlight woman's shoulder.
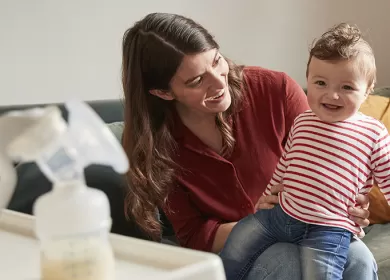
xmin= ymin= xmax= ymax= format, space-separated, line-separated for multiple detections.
xmin=241 ymin=66 xmax=300 ymax=103
xmin=239 ymin=66 xmax=309 ymax=133
xmin=242 ymin=66 xmax=296 ymax=96
xmin=243 ymin=66 xmax=289 ymax=82
xmin=243 ymin=65 xmax=286 ymax=80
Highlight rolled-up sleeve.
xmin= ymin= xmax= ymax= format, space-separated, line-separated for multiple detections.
xmin=164 ymin=185 xmax=221 ymax=252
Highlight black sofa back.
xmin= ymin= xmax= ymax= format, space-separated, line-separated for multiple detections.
xmin=0 ymin=99 xmax=125 ymax=124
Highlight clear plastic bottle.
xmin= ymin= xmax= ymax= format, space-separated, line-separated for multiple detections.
xmin=40 ymin=235 xmax=115 ymax=280
xmin=3 ymin=100 xmax=129 ymax=280
xmin=34 ymin=181 xmax=116 ymax=280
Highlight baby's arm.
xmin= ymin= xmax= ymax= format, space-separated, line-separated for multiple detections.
xmin=371 ymin=127 xmax=390 ymax=204
xmin=263 ymin=125 xmax=295 ymax=196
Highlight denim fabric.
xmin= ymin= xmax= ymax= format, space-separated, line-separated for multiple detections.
xmin=219 ymin=205 xmax=369 ymax=280
xmin=242 ymin=238 xmax=378 ymax=280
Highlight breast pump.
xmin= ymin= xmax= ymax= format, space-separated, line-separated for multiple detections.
xmin=0 ymin=100 xmax=129 ymax=280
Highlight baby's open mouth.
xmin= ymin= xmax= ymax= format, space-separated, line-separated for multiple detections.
xmin=322 ymin=103 xmax=342 ymax=110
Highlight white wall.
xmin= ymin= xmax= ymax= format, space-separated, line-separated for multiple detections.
xmin=1 ymin=0 xmax=389 ymax=105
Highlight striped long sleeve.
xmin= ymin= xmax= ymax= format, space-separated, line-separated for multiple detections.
xmin=371 ymin=127 xmax=390 ymax=203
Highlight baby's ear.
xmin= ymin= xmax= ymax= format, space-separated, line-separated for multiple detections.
xmin=367 ymin=81 xmax=376 ymax=95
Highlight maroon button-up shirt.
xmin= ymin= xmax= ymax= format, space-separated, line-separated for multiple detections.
xmin=165 ymin=66 xmax=310 ymax=251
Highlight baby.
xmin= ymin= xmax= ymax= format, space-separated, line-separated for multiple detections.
xmin=220 ymin=23 xmax=390 ymax=280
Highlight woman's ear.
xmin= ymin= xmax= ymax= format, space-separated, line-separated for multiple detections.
xmin=149 ymin=89 xmax=175 ymax=101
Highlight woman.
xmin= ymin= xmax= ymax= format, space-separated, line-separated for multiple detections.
xmin=121 ymin=12 xmax=377 ymax=279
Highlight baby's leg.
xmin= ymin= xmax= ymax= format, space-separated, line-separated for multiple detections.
xmin=220 ymin=205 xmax=302 ymax=280
xmin=299 ymin=225 xmax=352 ymax=280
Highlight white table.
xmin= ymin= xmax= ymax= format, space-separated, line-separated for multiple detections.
xmin=0 ymin=209 xmax=226 ymax=280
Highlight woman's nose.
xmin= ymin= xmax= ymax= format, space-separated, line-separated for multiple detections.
xmin=210 ymin=70 xmax=226 ymax=89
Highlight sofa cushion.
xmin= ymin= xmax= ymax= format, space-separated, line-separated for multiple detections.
xmin=107 ymin=121 xmax=124 ymax=142
xmin=373 ymin=87 xmax=390 ymax=98
xmin=363 ymin=223 xmax=390 ymax=279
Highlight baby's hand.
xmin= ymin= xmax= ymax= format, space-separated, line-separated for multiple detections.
xmin=255 ymin=184 xmax=284 ymax=210
xmin=357 ymin=229 xmax=366 ymax=239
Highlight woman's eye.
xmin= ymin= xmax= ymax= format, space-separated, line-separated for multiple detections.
xmin=188 ymin=77 xmax=202 ymax=87
xmin=315 ymin=80 xmax=326 ymax=86
xmin=213 ymin=56 xmax=222 ymax=67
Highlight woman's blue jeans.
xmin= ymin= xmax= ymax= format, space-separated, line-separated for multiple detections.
xmin=242 ymin=237 xmax=377 ymax=280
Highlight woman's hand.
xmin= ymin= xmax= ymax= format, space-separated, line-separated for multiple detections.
xmin=349 ymin=194 xmax=371 ymax=228
xmin=255 ymin=184 xmax=284 ymax=210
xmin=254 ymin=185 xmax=371 ymax=226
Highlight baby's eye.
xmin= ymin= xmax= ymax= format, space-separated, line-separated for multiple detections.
xmin=315 ymin=80 xmax=326 ymax=86
xmin=342 ymin=85 xmax=354 ymax=91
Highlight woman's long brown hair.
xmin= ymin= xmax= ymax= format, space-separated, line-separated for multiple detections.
xmin=121 ymin=13 xmax=245 ymax=240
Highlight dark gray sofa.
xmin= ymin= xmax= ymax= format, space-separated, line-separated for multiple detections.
xmin=1 ymin=98 xmax=389 ymax=279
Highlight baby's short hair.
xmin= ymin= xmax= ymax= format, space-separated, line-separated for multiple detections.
xmin=307 ymin=23 xmax=376 ymax=91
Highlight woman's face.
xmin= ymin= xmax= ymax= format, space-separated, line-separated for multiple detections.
xmin=152 ymin=49 xmax=231 ymax=120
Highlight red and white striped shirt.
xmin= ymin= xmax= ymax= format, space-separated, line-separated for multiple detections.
xmin=264 ymin=110 xmax=390 ymax=235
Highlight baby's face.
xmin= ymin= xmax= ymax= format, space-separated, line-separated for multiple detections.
xmin=306 ymin=57 xmax=369 ymax=123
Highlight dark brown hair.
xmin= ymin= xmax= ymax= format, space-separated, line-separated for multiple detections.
xmin=307 ymin=23 xmax=376 ymax=91
xmin=121 ymin=13 xmax=244 ymax=239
